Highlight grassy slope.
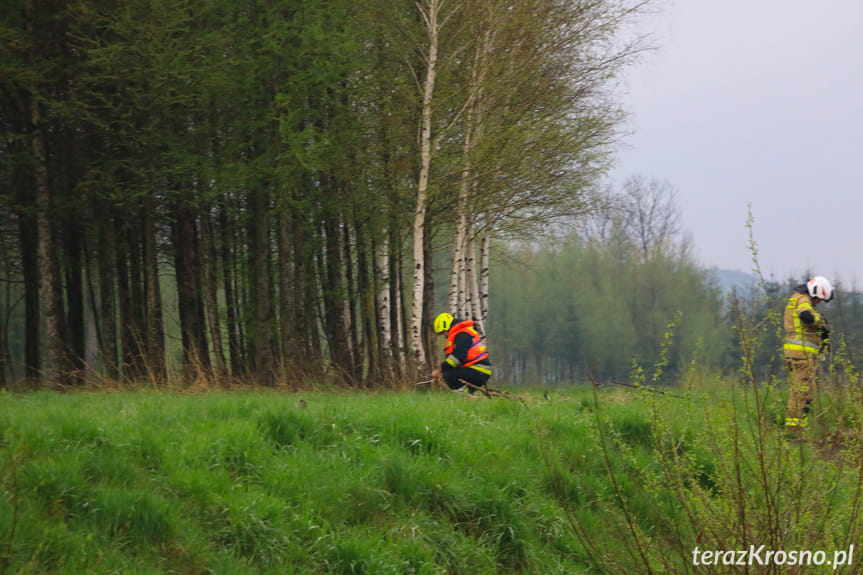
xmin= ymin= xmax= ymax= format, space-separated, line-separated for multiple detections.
xmin=0 ymin=384 xmax=861 ymax=574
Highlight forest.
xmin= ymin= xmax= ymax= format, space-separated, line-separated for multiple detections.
xmin=2 ymin=0 xmax=862 ymax=389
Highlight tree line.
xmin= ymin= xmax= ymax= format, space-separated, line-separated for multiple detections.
xmin=490 ymin=182 xmax=863 ymax=384
xmin=490 ymin=176 xmax=728 ymax=383
xmin=0 ymin=0 xmax=651 ymax=387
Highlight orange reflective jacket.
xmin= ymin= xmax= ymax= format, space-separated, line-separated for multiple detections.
xmin=445 ymin=320 xmax=489 ymax=368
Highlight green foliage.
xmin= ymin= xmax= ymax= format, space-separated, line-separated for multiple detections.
xmin=0 ymin=0 xmax=657 ymax=387
xmin=2 ymin=381 xmax=862 ymax=574
xmin=490 ymin=232 xmax=730 ymax=384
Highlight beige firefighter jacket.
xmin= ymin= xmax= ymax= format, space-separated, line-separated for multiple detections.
xmin=783 ymin=291 xmax=826 ymax=359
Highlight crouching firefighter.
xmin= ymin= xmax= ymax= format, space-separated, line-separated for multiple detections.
xmin=783 ymin=276 xmax=833 ymax=435
xmin=430 ymin=313 xmax=493 ymax=394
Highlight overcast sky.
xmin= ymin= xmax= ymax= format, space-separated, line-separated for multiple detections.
xmin=610 ymin=0 xmax=863 ymax=288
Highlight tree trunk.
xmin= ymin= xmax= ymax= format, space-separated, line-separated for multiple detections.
xmin=323 ymin=214 xmax=352 ymax=383
xmin=305 ymin=228 xmax=323 ymax=372
xmin=199 ymin=210 xmax=228 ymax=379
xmin=452 ymin=27 xmax=490 ymax=323
xmin=291 ymin=208 xmax=312 ymax=369
xmin=17 ymin=204 xmax=40 ymax=383
xmin=175 ymin=200 xmax=210 ymax=382
xmin=390 ymin=228 xmax=405 ymax=371
xmin=465 ymin=231 xmax=484 ymax=334
xmin=33 ymin=99 xmax=68 ymax=386
xmin=115 ymin=220 xmax=136 ymax=381
xmin=421 ymin=232 xmax=436 ymax=372
xmin=81 ymin=228 xmax=101 ymax=376
xmin=480 ymin=234 xmax=490 ymax=329
xmin=63 ymin=216 xmax=85 ymax=381
xmin=277 ymin=201 xmax=295 ymax=376
xmin=219 ymin=194 xmax=243 ymax=377
xmin=449 ymin=213 xmax=466 ymax=317
xmin=410 ymin=0 xmax=441 ymax=371
xmin=375 ymin=234 xmax=393 ymax=379
xmin=127 ymin=224 xmax=146 ymax=378
xmin=248 ymin=189 xmax=274 ymax=385
xmin=342 ymin=221 xmax=362 ymax=381
xmin=143 ymin=195 xmax=166 ymax=383
xmin=355 ymin=220 xmax=378 ymax=384
xmin=98 ymin=214 xmax=118 ymax=381
xmin=449 ymin=43 xmax=484 ymax=318
xmin=0 ymin=231 xmax=11 ymax=387
xmin=395 ymin=238 xmax=408 ymax=374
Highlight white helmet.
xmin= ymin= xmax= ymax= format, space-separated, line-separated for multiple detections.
xmin=807 ymin=276 xmax=834 ymax=302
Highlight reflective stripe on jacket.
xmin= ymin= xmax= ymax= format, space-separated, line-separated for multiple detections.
xmin=445 ymin=320 xmax=490 ymax=374
xmin=783 ymin=292 xmax=822 ymax=359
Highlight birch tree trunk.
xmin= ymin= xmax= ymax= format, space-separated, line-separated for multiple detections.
xmin=480 ymin=234 xmax=490 ymax=329
xmin=375 ymin=235 xmax=393 ymax=374
xmin=393 ymin=239 xmax=407 ymax=372
xmin=449 ymin=211 xmax=467 ymax=317
xmin=410 ymin=0 xmax=442 ymax=370
xmin=463 ymin=223 xmax=475 ymax=320
xmin=465 ymin=230 xmax=484 ymax=335
xmin=449 ymin=19 xmax=489 ymax=322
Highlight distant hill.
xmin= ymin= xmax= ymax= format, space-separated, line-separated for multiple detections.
xmin=705 ymin=267 xmax=759 ymax=294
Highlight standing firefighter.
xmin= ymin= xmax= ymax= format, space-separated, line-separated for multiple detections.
xmin=430 ymin=313 xmax=493 ymax=394
xmin=783 ymin=276 xmax=833 ymax=435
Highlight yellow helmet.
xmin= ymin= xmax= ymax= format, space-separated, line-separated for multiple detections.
xmin=434 ymin=312 xmax=454 ymax=334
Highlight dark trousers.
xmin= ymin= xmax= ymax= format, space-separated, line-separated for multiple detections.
xmin=442 ymin=367 xmax=491 ymax=393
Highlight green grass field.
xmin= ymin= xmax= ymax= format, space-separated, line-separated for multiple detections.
xmin=1 ymin=381 xmax=862 ymax=574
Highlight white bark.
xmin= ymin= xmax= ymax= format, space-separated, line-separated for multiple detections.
xmin=463 ymin=223 xmax=474 ymax=317
xmin=480 ymin=234 xmax=490 ymax=329
xmin=410 ymin=0 xmax=442 ymax=369
xmin=393 ymin=253 xmax=405 ymax=368
xmin=465 ymin=232 xmax=484 ymax=335
xmin=448 ymin=213 xmax=466 ymax=317
xmin=449 ymin=19 xmax=490 ymax=328
xmin=376 ymin=236 xmax=393 ymax=363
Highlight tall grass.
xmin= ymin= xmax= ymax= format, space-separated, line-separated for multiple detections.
xmin=1 ymin=363 xmax=861 ymax=574
xmin=564 ymin=211 xmax=863 ymax=573
xmin=0 ymin=389 xmax=583 ymax=574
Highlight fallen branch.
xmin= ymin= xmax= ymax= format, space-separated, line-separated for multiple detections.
xmin=458 ymin=379 xmax=529 ymax=408
xmin=587 ymin=372 xmax=686 ymax=399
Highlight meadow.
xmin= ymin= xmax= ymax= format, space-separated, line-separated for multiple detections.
xmin=1 ymin=378 xmax=862 ymax=574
